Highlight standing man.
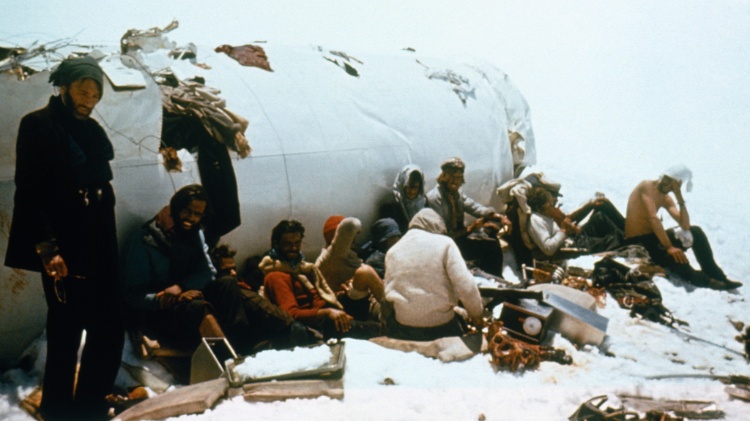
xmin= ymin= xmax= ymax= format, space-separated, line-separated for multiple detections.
xmin=624 ymin=165 xmax=741 ymax=290
xmin=426 ymin=157 xmax=512 ymax=277
xmin=5 ymin=56 xmax=124 ymax=420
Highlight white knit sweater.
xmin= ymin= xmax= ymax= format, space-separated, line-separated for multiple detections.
xmin=384 ymin=208 xmax=482 ymax=327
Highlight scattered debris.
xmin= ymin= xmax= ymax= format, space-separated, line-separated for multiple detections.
xmin=734 ymin=325 xmax=750 ymax=360
xmin=323 ymin=56 xmax=359 ymax=77
xmin=592 ymin=256 xmax=684 ymax=326
xmin=417 ymin=59 xmax=475 ymax=105
xmin=485 ymin=321 xmax=571 ymax=372
xmin=115 ymin=378 xmax=228 ymax=421
xmin=0 ymin=38 xmax=74 ymax=78
xmin=725 ymin=384 xmax=750 ymax=402
xmin=120 ymin=19 xmax=179 ymax=54
xmin=568 ymin=395 xmax=639 ymax=420
xmin=215 ymin=44 xmax=273 ymax=71
xmin=159 ymin=146 xmax=182 ymax=172
xmin=18 ymin=386 xmax=42 ymax=421
xmin=161 ymin=77 xmax=251 ymax=158
xmin=329 ymin=50 xmax=363 ymax=65
xmin=619 ymin=394 xmax=724 ymax=419
xmin=242 ymin=378 xmax=344 ymax=402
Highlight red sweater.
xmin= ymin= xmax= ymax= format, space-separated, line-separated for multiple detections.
xmin=264 ymin=271 xmax=328 ymax=324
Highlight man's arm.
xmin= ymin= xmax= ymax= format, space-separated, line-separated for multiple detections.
xmin=643 ymin=190 xmax=688 ymax=264
xmin=177 ymin=230 xmax=216 ymax=291
xmin=528 ymin=213 xmax=567 ymax=256
xmin=121 ymin=230 xmax=162 ymax=311
xmin=665 ymin=180 xmax=690 ymax=231
xmin=328 ymin=217 xmax=362 ymax=259
xmin=461 ymin=192 xmax=495 ymax=219
xmin=445 ymin=242 xmax=483 ymax=319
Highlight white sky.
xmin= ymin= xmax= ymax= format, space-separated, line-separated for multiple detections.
xmin=3 ymin=0 xmax=749 ymax=184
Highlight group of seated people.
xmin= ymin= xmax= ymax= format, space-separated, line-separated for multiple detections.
xmin=120 ymin=158 xmax=742 ymax=358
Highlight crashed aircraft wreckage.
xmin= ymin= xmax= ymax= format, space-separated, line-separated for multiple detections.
xmin=0 ymin=20 xmax=536 ymax=367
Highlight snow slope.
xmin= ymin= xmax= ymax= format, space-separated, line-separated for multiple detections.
xmin=1 ymin=1 xmax=749 ymax=420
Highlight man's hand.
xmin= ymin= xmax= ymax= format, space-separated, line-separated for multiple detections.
xmin=155 ymin=284 xmax=183 ymax=309
xmin=42 ymin=254 xmax=68 ymax=280
xmin=155 ymin=292 xmax=178 ymax=309
xmin=667 ymin=246 xmax=689 ymax=264
xmin=321 ymin=308 xmax=352 ymax=332
xmin=497 ymin=214 xmax=512 ymax=235
xmin=469 ymin=316 xmax=485 ymax=329
xmin=178 ymin=290 xmax=203 ymax=302
xmin=560 ymin=218 xmax=580 ymax=235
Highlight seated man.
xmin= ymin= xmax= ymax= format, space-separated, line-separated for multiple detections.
xmin=315 ymin=215 xmax=385 ymax=321
xmin=624 ymin=166 xmax=741 ymax=290
xmin=383 ymin=208 xmax=483 ymax=341
xmin=426 ymin=157 xmax=512 ymax=277
xmin=526 ymin=186 xmax=624 ymax=261
xmin=363 ymin=218 xmax=402 ymax=279
xmin=498 ymin=171 xmax=625 ymax=270
xmin=209 ymin=244 xmax=305 ymax=349
xmin=379 ymin=164 xmax=427 ymax=233
xmin=261 ymin=220 xmax=380 ymax=339
xmin=122 ymin=185 xmax=284 ymax=355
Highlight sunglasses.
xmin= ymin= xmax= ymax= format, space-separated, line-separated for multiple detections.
xmin=53 ymin=275 xmax=86 ymax=304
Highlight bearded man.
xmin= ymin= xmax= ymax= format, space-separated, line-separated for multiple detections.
xmin=5 ymin=56 xmax=124 ymax=421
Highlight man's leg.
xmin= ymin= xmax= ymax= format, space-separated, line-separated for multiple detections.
xmin=682 ymin=226 xmax=727 ymax=281
xmin=579 ymin=212 xmax=624 ymax=253
xmin=203 ymin=277 xmax=254 ymax=351
xmin=351 ymin=264 xmax=384 ymax=301
xmin=593 ymin=201 xmax=625 ymax=230
xmin=40 ymin=275 xmax=82 ymax=420
xmin=74 ymin=277 xmax=125 ymax=420
xmin=628 ymin=233 xmax=719 ymax=287
xmin=457 ymin=236 xmax=504 ymax=278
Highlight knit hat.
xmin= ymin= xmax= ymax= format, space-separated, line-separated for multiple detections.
xmin=662 ymin=165 xmax=693 ymax=192
xmin=440 ymin=157 xmax=465 ymax=173
xmin=323 ymin=215 xmax=345 ymax=245
xmin=371 ymin=218 xmax=402 ymax=245
xmin=49 ymin=55 xmax=105 ymax=94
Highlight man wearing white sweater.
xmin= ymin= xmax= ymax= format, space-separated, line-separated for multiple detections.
xmin=383 ymin=208 xmax=483 ymax=341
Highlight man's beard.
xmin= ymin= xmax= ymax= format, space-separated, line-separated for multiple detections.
xmin=62 ymin=90 xmax=91 ymax=119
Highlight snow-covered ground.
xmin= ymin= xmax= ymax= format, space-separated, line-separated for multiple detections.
xmin=2 ymin=1 xmax=749 ymax=420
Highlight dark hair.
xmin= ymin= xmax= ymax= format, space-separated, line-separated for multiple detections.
xmin=527 ymin=186 xmax=553 ymax=212
xmin=210 ymin=244 xmax=236 ymax=265
xmin=407 ymin=171 xmax=423 ymax=187
xmin=271 ymin=220 xmax=305 ymax=248
xmin=169 ymin=184 xmax=209 ymax=220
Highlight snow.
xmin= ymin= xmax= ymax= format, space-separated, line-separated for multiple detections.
xmin=233 ymin=345 xmax=333 ymax=380
xmin=2 ymin=1 xmax=750 ymax=420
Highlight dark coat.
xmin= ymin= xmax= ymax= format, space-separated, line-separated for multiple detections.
xmin=4 ymin=95 xmax=118 ymax=278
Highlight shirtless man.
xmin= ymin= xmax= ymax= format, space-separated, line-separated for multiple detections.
xmin=624 ymin=166 xmax=741 ymax=290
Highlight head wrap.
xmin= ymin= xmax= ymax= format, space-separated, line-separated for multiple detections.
xmin=323 ymin=215 xmax=345 ymax=245
xmin=393 ymin=164 xmax=427 ymax=223
xmin=440 ymin=157 xmax=465 ymax=173
xmin=662 ymin=165 xmax=693 ymax=192
xmin=49 ymin=55 xmax=104 ymax=95
xmin=371 ymin=218 xmax=402 ymax=245
xmin=524 ymin=173 xmax=562 ymax=197
xmin=408 ymin=208 xmax=447 ymax=235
